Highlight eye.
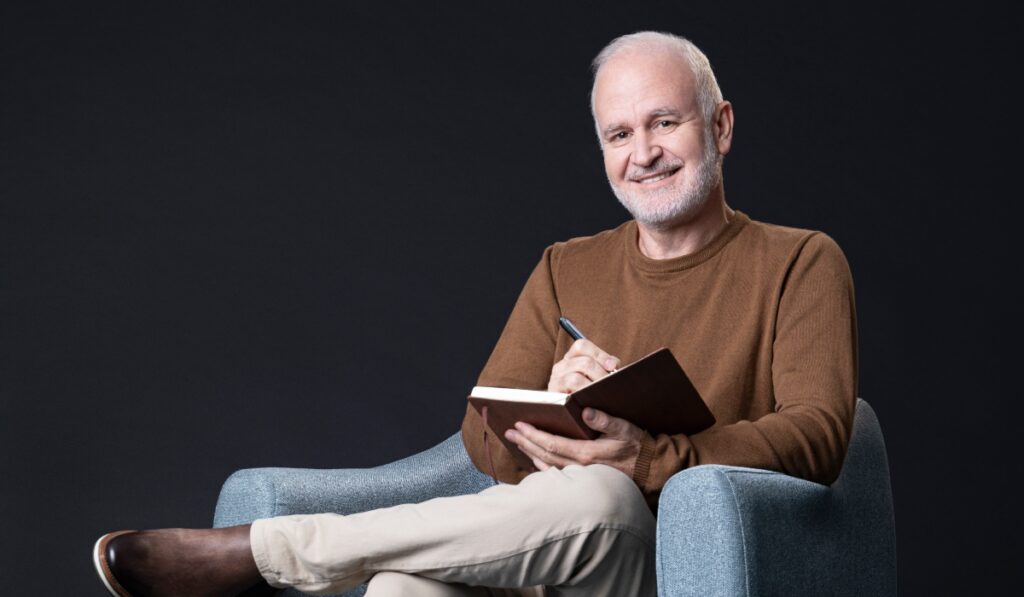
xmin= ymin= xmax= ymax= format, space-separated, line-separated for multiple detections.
xmin=655 ymin=120 xmax=676 ymax=129
xmin=606 ymin=131 xmax=631 ymax=145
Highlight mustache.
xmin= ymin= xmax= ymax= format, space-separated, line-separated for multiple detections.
xmin=626 ymin=160 xmax=684 ymax=181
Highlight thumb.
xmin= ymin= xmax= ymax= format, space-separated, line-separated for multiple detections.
xmin=583 ymin=407 xmax=627 ymax=437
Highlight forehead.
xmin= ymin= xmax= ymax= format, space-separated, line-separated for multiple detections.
xmin=593 ymin=49 xmax=699 ymax=126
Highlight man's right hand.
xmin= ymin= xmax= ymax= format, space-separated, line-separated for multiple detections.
xmin=547 ymin=339 xmax=621 ymax=393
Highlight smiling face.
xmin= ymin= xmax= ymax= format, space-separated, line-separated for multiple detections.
xmin=593 ymin=49 xmax=723 ymax=229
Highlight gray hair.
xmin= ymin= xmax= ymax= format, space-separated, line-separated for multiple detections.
xmin=590 ymin=31 xmax=724 ymax=128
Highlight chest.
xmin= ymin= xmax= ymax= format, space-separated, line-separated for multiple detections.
xmin=553 ymin=260 xmax=782 ymax=421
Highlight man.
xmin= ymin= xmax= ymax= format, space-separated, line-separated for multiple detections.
xmin=94 ymin=31 xmax=856 ymax=596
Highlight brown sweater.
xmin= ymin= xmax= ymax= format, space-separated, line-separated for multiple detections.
xmin=461 ymin=211 xmax=858 ymax=507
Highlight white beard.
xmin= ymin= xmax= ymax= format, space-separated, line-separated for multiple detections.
xmin=610 ymin=129 xmax=722 ymax=230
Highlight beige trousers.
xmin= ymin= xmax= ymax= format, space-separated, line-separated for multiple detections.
xmin=250 ymin=464 xmax=656 ymax=596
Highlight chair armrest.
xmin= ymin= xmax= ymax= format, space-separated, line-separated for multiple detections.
xmin=657 ymin=398 xmax=896 ymax=597
xmin=213 ymin=432 xmax=493 ymax=528
xmin=656 ymin=466 xmax=834 ymax=596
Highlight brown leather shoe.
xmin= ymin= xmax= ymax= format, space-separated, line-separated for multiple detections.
xmin=94 ymin=530 xmax=135 ymax=596
xmin=92 ymin=526 xmax=275 ymax=597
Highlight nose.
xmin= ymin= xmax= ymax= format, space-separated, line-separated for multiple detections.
xmin=632 ymin=131 xmax=662 ymax=167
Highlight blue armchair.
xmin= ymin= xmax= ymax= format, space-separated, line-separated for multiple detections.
xmin=214 ymin=398 xmax=896 ymax=596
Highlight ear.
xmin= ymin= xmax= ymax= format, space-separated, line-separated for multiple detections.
xmin=713 ymin=100 xmax=734 ymax=156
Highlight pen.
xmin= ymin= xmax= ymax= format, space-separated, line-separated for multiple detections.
xmin=559 ymin=316 xmax=618 ymax=372
xmin=558 ymin=316 xmax=586 ymax=341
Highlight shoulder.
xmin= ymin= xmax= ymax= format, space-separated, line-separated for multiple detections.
xmin=739 ymin=216 xmax=850 ymax=271
xmin=544 ymin=221 xmax=632 ymax=272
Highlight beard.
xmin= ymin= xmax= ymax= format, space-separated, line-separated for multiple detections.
xmin=609 ymin=129 xmax=722 ymax=230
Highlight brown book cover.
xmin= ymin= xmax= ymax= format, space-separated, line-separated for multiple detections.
xmin=468 ymin=347 xmax=715 ymax=470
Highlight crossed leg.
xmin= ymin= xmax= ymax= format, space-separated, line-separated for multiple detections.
xmin=253 ymin=464 xmax=656 ymax=596
xmin=94 ymin=464 xmax=655 ymax=596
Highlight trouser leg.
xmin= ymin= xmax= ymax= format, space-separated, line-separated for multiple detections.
xmin=251 ymin=464 xmax=655 ymax=596
xmin=366 ymin=572 xmax=543 ymax=597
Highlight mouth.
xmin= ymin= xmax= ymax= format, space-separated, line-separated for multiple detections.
xmin=630 ymin=166 xmax=682 ymax=185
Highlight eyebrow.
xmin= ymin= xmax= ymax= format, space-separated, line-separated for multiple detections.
xmin=649 ymin=107 xmax=683 ymax=119
xmin=601 ymin=107 xmax=685 ymax=137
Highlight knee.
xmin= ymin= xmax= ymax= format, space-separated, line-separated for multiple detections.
xmin=543 ymin=464 xmax=653 ymax=531
xmin=365 ymin=571 xmax=424 ymax=594
xmin=366 ymin=572 xmax=480 ymax=597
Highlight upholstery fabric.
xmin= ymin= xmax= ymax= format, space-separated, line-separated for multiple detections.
xmin=214 ymin=399 xmax=896 ymax=597
xmin=214 ymin=434 xmax=493 ymax=597
xmin=655 ymin=398 xmax=897 ymax=596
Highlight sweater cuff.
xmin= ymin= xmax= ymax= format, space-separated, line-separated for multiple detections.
xmin=632 ymin=433 xmax=656 ymax=490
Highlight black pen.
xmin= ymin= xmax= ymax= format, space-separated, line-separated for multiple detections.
xmin=559 ymin=316 xmax=586 ymax=341
xmin=559 ymin=316 xmax=619 ymax=372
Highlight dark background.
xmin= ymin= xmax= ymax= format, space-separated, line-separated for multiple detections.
xmin=2 ymin=1 xmax=1019 ymax=594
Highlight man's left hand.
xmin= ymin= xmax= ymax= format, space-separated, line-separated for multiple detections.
xmin=504 ymin=408 xmax=646 ymax=478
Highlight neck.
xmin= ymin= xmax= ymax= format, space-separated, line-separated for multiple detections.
xmin=636 ymin=185 xmax=732 ymax=260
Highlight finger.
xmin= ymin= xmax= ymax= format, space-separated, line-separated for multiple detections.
xmin=549 ymin=371 xmax=590 ymax=393
xmin=549 ymin=356 xmax=613 ymax=393
xmin=519 ymin=434 xmax=575 ymax=468
xmin=530 ymin=455 xmax=552 ymax=471
xmin=506 ymin=426 xmax=555 ymax=462
xmin=511 ymin=423 xmax=627 ymax=469
xmin=512 ymin=423 xmax=580 ymax=467
xmin=565 ymin=339 xmax=621 ymax=371
xmin=564 ymin=339 xmax=621 ymax=372
xmin=567 ymin=355 xmax=615 ymax=382
xmin=582 ymin=408 xmax=640 ymax=440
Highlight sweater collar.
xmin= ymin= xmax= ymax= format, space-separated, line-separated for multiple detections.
xmin=624 ymin=211 xmax=750 ymax=274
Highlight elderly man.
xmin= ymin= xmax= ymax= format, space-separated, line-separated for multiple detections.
xmin=94 ymin=31 xmax=856 ymax=597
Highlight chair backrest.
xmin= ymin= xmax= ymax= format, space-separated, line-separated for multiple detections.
xmin=835 ymin=398 xmax=896 ymax=499
xmin=829 ymin=398 xmax=898 ymax=594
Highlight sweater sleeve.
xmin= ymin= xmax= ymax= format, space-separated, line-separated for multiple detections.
xmin=461 ymin=245 xmax=564 ymax=484
xmin=636 ymin=233 xmax=858 ymax=500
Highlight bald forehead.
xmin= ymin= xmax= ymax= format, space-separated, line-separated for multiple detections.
xmin=596 ymin=45 xmax=694 ymax=82
xmin=593 ymin=48 xmax=699 ymax=129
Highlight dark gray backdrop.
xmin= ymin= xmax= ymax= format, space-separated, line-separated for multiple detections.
xmin=2 ymin=1 xmax=1019 ymax=594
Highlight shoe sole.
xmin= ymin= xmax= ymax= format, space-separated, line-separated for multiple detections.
xmin=92 ymin=531 xmax=135 ymax=597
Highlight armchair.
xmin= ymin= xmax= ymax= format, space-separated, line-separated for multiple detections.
xmin=214 ymin=398 xmax=896 ymax=596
